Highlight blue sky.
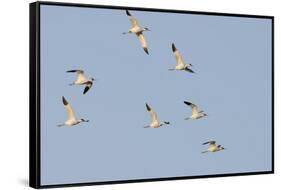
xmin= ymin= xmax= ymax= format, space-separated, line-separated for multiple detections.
xmin=40 ymin=5 xmax=272 ymax=185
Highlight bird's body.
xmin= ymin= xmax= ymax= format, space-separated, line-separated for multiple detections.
xmin=124 ymin=10 xmax=150 ymax=54
xmin=144 ymin=103 xmax=170 ymax=128
xmin=67 ymin=70 xmax=95 ymax=94
xmin=190 ymin=112 xmax=205 ymax=120
xmin=150 ymin=120 xmax=160 ymax=129
xmin=129 ymin=25 xmax=142 ymax=34
xmin=169 ymin=43 xmax=194 ymax=73
xmin=184 ymin=101 xmax=207 ymax=120
xmin=58 ymin=96 xmax=89 ymax=127
xmin=202 ymin=141 xmax=225 ymax=153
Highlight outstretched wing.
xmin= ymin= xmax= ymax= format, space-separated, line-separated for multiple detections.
xmin=202 ymin=141 xmax=216 ymax=145
xmin=146 ymin=103 xmax=158 ymax=123
xmin=172 ymin=43 xmax=184 ymax=67
xmin=67 ymin=69 xmax=84 ymax=74
xmin=137 ymin=33 xmax=149 ymax=54
xmin=184 ymin=101 xmax=199 ymax=115
xmin=185 ymin=67 xmax=195 ymax=73
xmin=126 ymin=10 xmax=139 ymax=27
xmin=67 ymin=69 xmax=87 ymax=82
xmin=62 ymin=96 xmax=76 ymax=120
xmin=83 ymin=81 xmax=93 ymax=94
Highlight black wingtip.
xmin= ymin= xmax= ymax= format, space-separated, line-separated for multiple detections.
xmin=202 ymin=141 xmax=215 ymax=145
xmin=66 ymin=70 xmax=77 ymax=73
xmin=185 ymin=68 xmax=195 ymax=73
xmin=184 ymin=101 xmax=192 ymax=106
xmin=126 ymin=10 xmax=131 ymax=16
xmin=83 ymin=86 xmax=90 ymax=94
xmin=62 ymin=96 xmax=68 ymax=105
xmin=164 ymin=121 xmax=170 ymax=125
xmin=172 ymin=43 xmax=176 ymax=52
xmin=143 ymin=47 xmax=149 ymax=55
xmin=146 ymin=103 xmax=151 ymax=111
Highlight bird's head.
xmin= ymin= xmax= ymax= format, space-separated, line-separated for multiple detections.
xmin=185 ymin=63 xmax=193 ymax=68
xmin=218 ymin=145 xmax=225 ymax=150
xmin=144 ymin=27 xmax=150 ymax=31
xmin=80 ymin=119 xmax=89 ymax=123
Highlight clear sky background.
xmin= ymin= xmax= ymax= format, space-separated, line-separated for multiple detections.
xmin=40 ymin=5 xmax=272 ymax=185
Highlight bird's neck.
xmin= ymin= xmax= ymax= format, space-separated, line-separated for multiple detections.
xmin=142 ymin=27 xmax=149 ymax=32
xmin=78 ymin=119 xmax=85 ymax=123
xmin=159 ymin=122 xmax=167 ymax=126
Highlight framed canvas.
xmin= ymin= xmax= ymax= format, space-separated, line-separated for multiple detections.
xmin=29 ymin=1 xmax=274 ymax=189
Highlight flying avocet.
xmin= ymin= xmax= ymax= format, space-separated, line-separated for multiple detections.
xmin=169 ymin=43 xmax=194 ymax=73
xmin=184 ymin=101 xmax=207 ymax=120
xmin=57 ymin=96 xmax=89 ymax=127
xmin=144 ymin=103 xmax=170 ymax=128
xmin=123 ymin=10 xmax=150 ymax=55
xmin=67 ymin=69 xmax=95 ymax=94
xmin=202 ymin=141 xmax=225 ymax=153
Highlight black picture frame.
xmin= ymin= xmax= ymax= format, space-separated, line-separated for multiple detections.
xmin=29 ymin=1 xmax=274 ymax=189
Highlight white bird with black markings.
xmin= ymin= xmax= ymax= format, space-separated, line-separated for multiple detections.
xmin=123 ymin=10 xmax=150 ymax=55
xmin=169 ymin=43 xmax=195 ymax=73
xmin=57 ymin=96 xmax=89 ymax=127
xmin=67 ymin=69 xmax=95 ymax=94
xmin=184 ymin=101 xmax=207 ymax=120
xmin=202 ymin=141 xmax=225 ymax=153
xmin=144 ymin=103 xmax=170 ymax=128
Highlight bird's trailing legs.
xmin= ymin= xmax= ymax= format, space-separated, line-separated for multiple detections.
xmin=122 ymin=31 xmax=132 ymax=35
